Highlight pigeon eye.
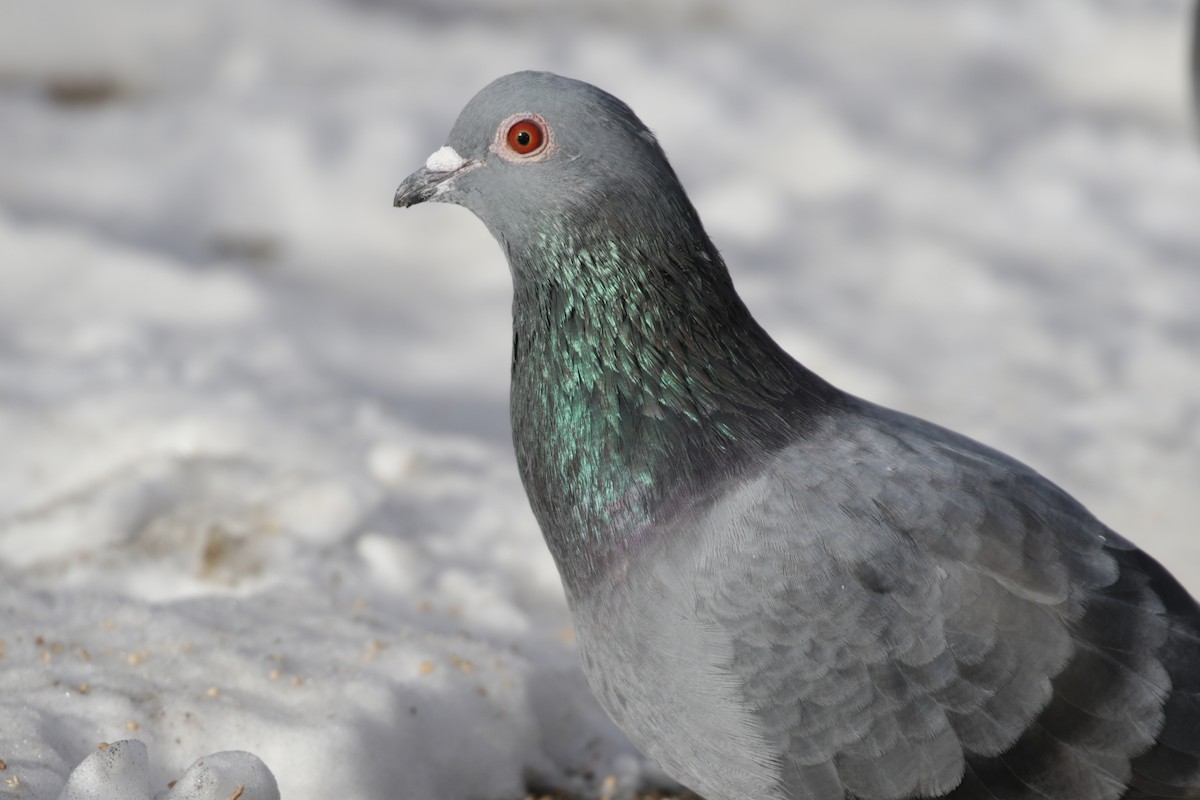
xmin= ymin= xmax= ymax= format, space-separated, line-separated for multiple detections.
xmin=505 ymin=119 xmax=545 ymax=156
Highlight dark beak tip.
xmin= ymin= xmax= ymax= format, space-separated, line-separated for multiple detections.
xmin=393 ymin=168 xmax=438 ymax=209
xmin=393 ymin=183 xmax=415 ymax=209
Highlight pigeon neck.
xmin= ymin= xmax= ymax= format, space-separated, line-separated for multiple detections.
xmin=507 ymin=210 xmax=839 ymax=586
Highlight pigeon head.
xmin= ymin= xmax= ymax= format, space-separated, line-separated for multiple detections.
xmin=394 ymin=71 xmax=709 ymax=282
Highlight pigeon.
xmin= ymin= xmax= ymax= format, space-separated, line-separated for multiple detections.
xmin=394 ymin=71 xmax=1200 ymax=800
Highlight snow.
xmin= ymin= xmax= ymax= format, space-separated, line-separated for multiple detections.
xmin=1 ymin=0 xmax=1198 ymax=798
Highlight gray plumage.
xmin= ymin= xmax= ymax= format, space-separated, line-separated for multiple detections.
xmin=395 ymin=71 xmax=1200 ymax=800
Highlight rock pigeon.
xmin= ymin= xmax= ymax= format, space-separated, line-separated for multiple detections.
xmin=394 ymin=71 xmax=1200 ymax=800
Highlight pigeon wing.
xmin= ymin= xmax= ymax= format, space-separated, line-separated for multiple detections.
xmin=695 ymin=400 xmax=1200 ymax=800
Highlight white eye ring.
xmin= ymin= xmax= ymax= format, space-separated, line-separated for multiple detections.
xmin=491 ymin=112 xmax=556 ymax=163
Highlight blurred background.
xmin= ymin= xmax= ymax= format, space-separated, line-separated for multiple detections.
xmin=1 ymin=0 xmax=1199 ymax=797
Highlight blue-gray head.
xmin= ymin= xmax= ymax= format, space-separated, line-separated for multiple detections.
xmin=394 ymin=71 xmax=709 ymax=279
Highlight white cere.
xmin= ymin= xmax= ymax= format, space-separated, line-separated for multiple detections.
xmin=425 ymin=146 xmax=467 ymax=172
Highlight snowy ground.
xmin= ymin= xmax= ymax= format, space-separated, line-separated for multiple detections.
xmin=1 ymin=1 xmax=1199 ymax=798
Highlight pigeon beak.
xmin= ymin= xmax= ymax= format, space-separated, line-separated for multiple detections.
xmin=394 ymin=145 xmax=482 ymax=208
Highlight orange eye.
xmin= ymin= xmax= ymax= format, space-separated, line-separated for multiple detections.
xmin=506 ymin=119 xmax=545 ymax=155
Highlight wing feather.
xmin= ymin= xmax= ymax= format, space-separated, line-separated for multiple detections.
xmin=692 ymin=400 xmax=1200 ymax=799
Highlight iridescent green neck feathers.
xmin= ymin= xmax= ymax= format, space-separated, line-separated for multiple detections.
xmin=508 ymin=201 xmax=838 ymax=584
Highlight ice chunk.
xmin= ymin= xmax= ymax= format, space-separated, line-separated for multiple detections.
xmin=56 ymin=740 xmax=151 ymax=800
xmin=154 ymin=752 xmax=279 ymax=800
